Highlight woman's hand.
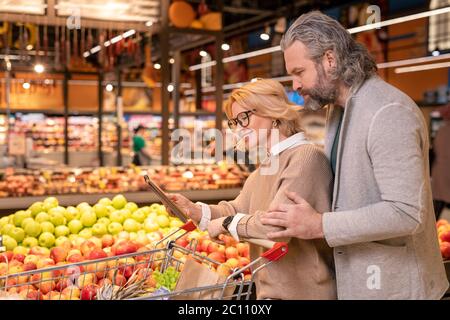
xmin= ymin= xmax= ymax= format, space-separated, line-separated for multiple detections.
xmin=166 ymin=193 xmax=202 ymax=223
xmin=207 ymin=217 xmax=227 ymax=241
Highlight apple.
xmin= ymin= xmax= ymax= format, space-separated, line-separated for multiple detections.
xmin=13 ymin=245 xmax=29 ymax=256
xmin=207 ymin=242 xmax=220 ymax=254
xmin=24 ymin=221 xmax=42 ymax=238
xmin=147 ymin=231 xmax=163 ymax=243
xmin=98 ymin=197 xmax=112 ymax=207
xmin=110 ymin=211 xmax=125 ymax=224
xmin=92 ymin=223 xmax=107 ymax=236
xmin=131 ymin=209 xmax=146 ymax=223
xmin=79 ymin=228 xmax=93 ymax=239
xmin=81 ymin=210 xmax=97 ymax=227
xmin=13 ymin=210 xmax=31 ymax=227
xmin=55 ymin=236 xmax=71 ymax=248
xmin=238 ymin=257 xmax=250 ymax=268
xmin=40 ymin=221 xmax=55 ymax=234
xmin=80 ymin=240 xmax=97 ymax=257
xmin=35 ymin=212 xmax=50 ymax=223
xmin=68 ymin=219 xmax=83 ymax=234
xmin=67 ymin=253 xmax=84 ymax=263
xmin=120 ymin=209 xmax=132 ymax=220
xmin=144 ymin=219 xmax=159 ymax=233
xmin=440 ymin=230 xmax=450 ymax=243
xmin=125 ymin=202 xmax=138 ymax=213
xmin=101 ymin=234 xmax=115 ymax=248
xmin=440 ymin=242 xmax=450 ymax=259
xmin=135 ymin=233 xmax=150 ymax=246
xmin=0 ymin=251 xmax=13 ymax=263
xmin=28 ymin=202 xmax=45 ymax=217
xmin=175 ymin=237 xmax=189 ymax=248
xmin=437 ymin=219 xmax=449 ymax=228
xmin=112 ymin=194 xmax=127 ymax=210
xmin=0 ymin=216 xmax=9 ymax=228
xmin=117 ymin=231 xmax=130 ymax=241
xmin=225 ymin=247 xmax=239 ymax=260
xmin=236 ymin=243 xmax=249 ymax=257
xmin=2 ymin=235 xmax=18 ymax=251
xmin=1 ymin=223 xmax=14 ymax=236
xmin=78 ymin=274 xmax=97 ymax=288
xmin=64 ymin=206 xmax=80 ymax=221
xmin=23 ymin=262 xmax=37 ymax=271
xmin=108 ymin=222 xmax=123 ymax=235
xmin=89 ymin=237 xmax=102 ymax=249
xmin=54 ymin=225 xmax=70 ymax=238
xmin=93 ymin=203 xmax=108 ymax=219
xmin=20 ymin=217 xmax=34 ymax=229
xmin=170 ymin=219 xmax=184 ymax=229
xmin=87 ymin=248 xmax=107 ymax=260
xmin=49 ymin=207 xmax=67 ymax=225
xmin=36 ymin=258 xmax=55 ymax=269
xmin=208 ymin=252 xmax=226 ymax=263
xmin=123 ymin=219 xmax=140 ymax=233
xmin=12 ymin=253 xmax=25 ymax=263
xmin=147 ymin=212 xmax=158 ymax=221
xmin=38 ymin=232 xmax=56 ymax=248
xmin=62 ymin=286 xmax=81 ymax=299
xmin=97 ymin=278 xmax=112 ymax=287
xmin=76 ymin=202 xmax=91 ymax=211
xmin=219 ymin=234 xmax=237 ymax=247
xmin=97 ymin=217 xmax=111 ymax=226
xmin=8 ymin=227 xmax=25 ymax=243
xmin=50 ymin=246 xmax=69 ymax=263
xmin=156 ymin=215 xmax=170 ymax=228
xmin=29 ymin=246 xmax=50 ymax=257
xmin=216 ymin=263 xmax=232 ymax=277
xmin=23 ymin=254 xmax=39 ymax=265
xmin=21 ymin=237 xmax=38 ymax=248
xmin=43 ymin=197 xmax=59 ymax=211
xmin=225 ymin=258 xmax=239 ymax=269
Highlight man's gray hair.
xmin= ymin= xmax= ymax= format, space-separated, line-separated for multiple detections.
xmin=281 ymin=11 xmax=377 ymax=87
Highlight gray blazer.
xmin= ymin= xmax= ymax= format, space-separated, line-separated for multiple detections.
xmin=322 ymin=76 xmax=449 ymax=299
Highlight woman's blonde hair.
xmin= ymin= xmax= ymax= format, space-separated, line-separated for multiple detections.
xmin=224 ymin=78 xmax=303 ymax=136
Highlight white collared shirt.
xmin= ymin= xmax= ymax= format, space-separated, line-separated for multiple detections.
xmin=268 ymin=132 xmax=311 ymax=158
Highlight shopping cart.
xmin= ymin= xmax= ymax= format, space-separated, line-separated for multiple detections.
xmin=0 ymin=221 xmax=287 ymax=300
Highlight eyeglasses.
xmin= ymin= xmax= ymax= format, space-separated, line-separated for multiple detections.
xmin=227 ymin=110 xmax=255 ymax=129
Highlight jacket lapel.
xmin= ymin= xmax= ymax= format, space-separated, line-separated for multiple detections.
xmin=324 ymin=104 xmax=344 ymax=160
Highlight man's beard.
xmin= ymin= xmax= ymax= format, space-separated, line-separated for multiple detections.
xmin=300 ymin=64 xmax=339 ymax=111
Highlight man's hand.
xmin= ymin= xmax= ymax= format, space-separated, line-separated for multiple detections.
xmin=260 ymin=191 xmax=325 ymax=240
xmin=166 ymin=193 xmax=202 ymax=223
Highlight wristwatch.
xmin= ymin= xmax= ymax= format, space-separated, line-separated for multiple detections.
xmin=222 ymin=216 xmax=234 ymax=231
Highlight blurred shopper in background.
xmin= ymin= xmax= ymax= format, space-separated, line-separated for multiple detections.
xmin=132 ymin=125 xmax=152 ymax=166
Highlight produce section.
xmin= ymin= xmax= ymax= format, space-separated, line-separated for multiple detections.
xmin=0 ymin=195 xmax=251 ymax=300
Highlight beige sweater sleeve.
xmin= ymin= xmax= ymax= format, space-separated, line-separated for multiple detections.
xmin=208 ymin=145 xmax=333 ymax=243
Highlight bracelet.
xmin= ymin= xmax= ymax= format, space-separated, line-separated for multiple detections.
xmin=196 ymin=202 xmax=211 ymax=231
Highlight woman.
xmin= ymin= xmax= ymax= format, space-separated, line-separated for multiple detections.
xmin=170 ymin=79 xmax=336 ymax=300
xmin=132 ymin=125 xmax=152 ymax=166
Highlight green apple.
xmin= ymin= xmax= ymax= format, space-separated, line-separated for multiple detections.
xmin=170 ymin=219 xmax=184 ymax=229
xmin=13 ymin=245 xmax=28 ymax=255
xmin=68 ymin=219 xmax=83 ymax=234
xmin=144 ymin=219 xmax=159 ymax=233
xmin=120 ymin=209 xmax=131 ymax=220
xmin=1 ymin=223 xmax=14 ymax=236
xmin=110 ymin=211 xmax=125 ymax=224
xmin=0 ymin=216 xmax=10 ymax=228
xmin=28 ymin=201 xmax=44 ymax=217
xmin=129 ymin=232 xmax=138 ymax=241
xmin=79 ymin=228 xmax=92 ymax=239
xmin=55 ymin=236 xmax=70 ymax=247
xmin=13 ymin=210 xmax=31 ymax=227
xmin=97 ymin=217 xmax=111 ymax=226
xmin=107 ymin=222 xmax=123 ymax=235
xmin=55 ymin=225 xmax=70 ymax=238
xmin=92 ymin=223 xmax=107 ymax=236
xmin=147 ymin=212 xmax=158 ymax=221
xmin=123 ymin=219 xmax=140 ymax=232
xmin=93 ymin=203 xmax=108 ymax=218
xmin=112 ymin=194 xmax=127 ymax=210
xmin=80 ymin=210 xmax=97 ymax=227
xmin=68 ymin=234 xmax=78 ymax=242
xmin=124 ymin=202 xmax=138 ymax=213
xmin=20 ymin=217 xmax=35 ymax=229
xmin=76 ymin=202 xmax=91 ymax=211
xmin=156 ymin=215 xmax=170 ymax=228
xmin=131 ymin=209 xmax=146 ymax=223
xmin=49 ymin=207 xmax=67 ymax=226
xmin=22 ymin=237 xmax=39 ymax=248
xmin=141 ymin=206 xmax=152 ymax=216
xmin=106 ymin=206 xmax=116 ymax=214
xmin=98 ymin=197 xmax=112 ymax=207
xmin=38 ymin=232 xmax=55 ymax=248
xmin=64 ymin=206 xmax=80 ymax=221
xmin=24 ymin=220 xmax=42 ymax=238
xmin=117 ymin=231 xmax=130 ymax=240
xmin=2 ymin=235 xmax=18 ymax=251
xmin=35 ymin=212 xmax=50 ymax=223
xmin=43 ymin=197 xmax=59 ymax=211
xmin=40 ymin=221 xmax=55 ymax=234
xmin=8 ymin=227 xmax=25 ymax=243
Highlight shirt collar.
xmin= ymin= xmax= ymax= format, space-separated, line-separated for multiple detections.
xmin=270 ymin=132 xmax=309 ymax=157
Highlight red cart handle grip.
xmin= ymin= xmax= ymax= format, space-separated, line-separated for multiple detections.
xmin=181 ymin=220 xmax=197 ymax=232
xmin=261 ymin=242 xmax=288 ymax=262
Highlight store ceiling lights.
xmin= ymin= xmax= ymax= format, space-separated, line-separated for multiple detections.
xmin=395 ymin=61 xmax=450 ymax=74
xmin=432 ymin=50 xmax=440 ymax=57
xmin=221 ymin=43 xmax=230 ymax=51
xmin=26 ymin=44 xmax=33 ymax=51
xmin=153 ymin=63 xmax=161 ymax=70
xmin=34 ymin=64 xmax=45 ymax=73
xmin=22 ymin=82 xmax=30 ymax=90
xmin=199 ymin=50 xmax=208 ymax=57
xmin=105 ymin=84 xmax=114 ymax=92
xmin=260 ymin=33 xmax=270 ymax=41
xmin=167 ymin=84 xmax=174 ymax=92
xmin=146 ymin=21 xmax=154 ymax=27
xmin=169 ymin=58 xmax=175 ymax=64
xmin=83 ymin=29 xmax=137 ymax=57
xmin=189 ymin=6 xmax=450 ymax=71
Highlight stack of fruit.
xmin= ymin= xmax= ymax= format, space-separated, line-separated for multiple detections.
xmin=437 ymin=219 xmax=450 ymax=261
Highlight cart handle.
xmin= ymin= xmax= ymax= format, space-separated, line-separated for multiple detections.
xmin=180 ymin=220 xmax=197 ymax=232
xmin=241 ymin=238 xmax=288 ymax=261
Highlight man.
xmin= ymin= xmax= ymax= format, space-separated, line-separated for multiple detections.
xmin=132 ymin=125 xmax=152 ymax=166
xmin=260 ymin=11 xmax=448 ymax=299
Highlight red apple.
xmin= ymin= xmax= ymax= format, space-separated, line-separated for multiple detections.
xmin=50 ymin=247 xmax=69 ymax=263
xmin=440 ymin=231 xmax=450 ymax=243
xmin=62 ymin=286 xmax=80 ymax=299
xmin=225 ymin=247 xmax=239 ymax=260
xmin=29 ymin=246 xmax=49 ymax=257
xmin=54 ymin=279 xmax=68 ymax=292
xmin=175 ymin=237 xmax=189 ymax=248
xmin=238 ymin=257 xmax=250 ymax=268
xmin=36 ymin=257 xmax=55 ymax=269
xmin=97 ymin=278 xmax=112 ymax=287
xmin=101 ymin=234 xmax=115 ymax=248
xmin=81 ymin=284 xmax=98 ymax=300
xmin=88 ymin=248 xmax=108 ymax=261
xmin=0 ymin=251 xmax=13 ymax=263
xmin=67 ymin=253 xmax=84 ymax=264
xmin=440 ymin=242 xmax=450 ymax=259
xmin=216 ymin=263 xmax=232 ymax=277
xmin=23 ymin=262 xmax=37 ymax=271
xmin=208 ymin=252 xmax=226 ymax=263
xmin=80 ymin=240 xmax=97 ymax=257
xmin=225 ymin=258 xmax=239 ymax=269
xmin=236 ymin=243 xmax=249 ymax=257
xmin=12 ymin=253 xmax=25 ymax=263
xmin=437 ymin=219 xmax=449 ymax=228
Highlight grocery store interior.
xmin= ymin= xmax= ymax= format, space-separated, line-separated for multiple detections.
xmin=0 ymin=0 xmax=449 ymax=300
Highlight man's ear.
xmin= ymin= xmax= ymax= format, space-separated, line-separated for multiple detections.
xmin=323 ymin=49 xmax=336 ymax=70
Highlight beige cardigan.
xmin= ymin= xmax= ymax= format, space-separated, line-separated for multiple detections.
xmin=209 ymin=144 xmax=337 ymax=300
